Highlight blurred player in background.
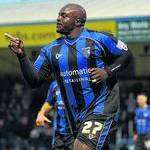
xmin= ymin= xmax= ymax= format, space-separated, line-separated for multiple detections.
xmin=134 ymin=93 xmax=150 ymax=150
xmin=36 ymin=79 xmax=74 ymax=150
xmin=6 ymin=3 xmax=132 ymax=150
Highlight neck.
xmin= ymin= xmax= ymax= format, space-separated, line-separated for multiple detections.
xmin=66 ymin=27 xmax=84 ymax=39
xmin=140 ymin=104 xmax=148 ymax=108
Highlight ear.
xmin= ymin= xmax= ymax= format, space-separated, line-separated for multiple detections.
xmin=75 ymin=18 xmax=82 ymax=27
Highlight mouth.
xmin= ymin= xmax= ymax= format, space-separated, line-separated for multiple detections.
xmin=57 ymin=23 xmax=63 ymax=28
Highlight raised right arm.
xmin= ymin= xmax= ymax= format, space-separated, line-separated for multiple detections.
xmin=6 ymin=33 xmax=51 ymax=88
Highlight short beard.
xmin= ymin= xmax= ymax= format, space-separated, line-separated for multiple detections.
xmin=56 ymin=29 xmax=69 ymax=35
xmin=56 ymin=26 xmax=74 ymax=35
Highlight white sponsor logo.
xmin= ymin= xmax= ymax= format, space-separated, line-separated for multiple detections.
xmin=116 ymin=40 xmax=128 ymax=51
xmin=56 ymin=53 xmax=63 ymax=59
xmin=64 ymin=77 xmax=90 ymax=84
xmin=60 ymin=68 xmax=91 ymax=83
xmin=60 ymin=68 xmax=91 ymax=77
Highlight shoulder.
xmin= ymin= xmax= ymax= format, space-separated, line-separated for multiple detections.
xmin=41 ymin=37 xmax=63 ymax=52
xmin=85 ymin=29 xmax=117 ymax=42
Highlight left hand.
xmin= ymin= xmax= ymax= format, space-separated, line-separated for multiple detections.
xmin=36 ymin=112 xmax=51 ymax=127
xmin=89 ymin=68 xmax=108 ymax=84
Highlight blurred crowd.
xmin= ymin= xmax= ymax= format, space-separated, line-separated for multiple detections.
xmin=0 ymin=75 xmax=52 ymax=150
xmin=0 ymin=75 xmax=149 ymax=150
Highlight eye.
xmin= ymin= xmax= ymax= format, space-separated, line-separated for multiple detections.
xmin=62 ymin=14 xmax=67 ymax=19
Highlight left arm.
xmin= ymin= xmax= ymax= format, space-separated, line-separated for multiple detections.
xmin=90 ymin=35 xmax=132 ymax=83
xmin=36 ymin=82 xmax=56 ymax=127
xmin=105 ymin=49 xmax=132 ymax=76
xmin=36 ymin=102 xmax=52 ymax=126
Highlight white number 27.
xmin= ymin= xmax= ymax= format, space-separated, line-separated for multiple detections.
xmin=82 ymin=121 xmax=103 ymax=135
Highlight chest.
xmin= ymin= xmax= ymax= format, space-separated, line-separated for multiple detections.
xmin=137 ymin=110 xmax=149 ymax=119
xmin=51 ymin=42 xmax=104 ymax=71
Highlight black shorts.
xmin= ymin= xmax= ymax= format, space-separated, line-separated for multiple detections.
xmin=76 ymin=114 xmax=116 ymax=150
xmin=53 ymin=132 xmax=74 ymax=150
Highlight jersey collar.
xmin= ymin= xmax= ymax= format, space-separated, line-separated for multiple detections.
xmin=64 ymin=28 xmax=87 ymax=46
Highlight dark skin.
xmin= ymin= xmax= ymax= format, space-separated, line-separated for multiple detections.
xmin=56 ymin=5 xmax=85 ymax=39
xmin=6 ymin=4 xmax=109 ymax=150
xmin=6 ymin=4 xmax=108 ymax=84
xmin=57 ymin=4 xmax=108 ymax=84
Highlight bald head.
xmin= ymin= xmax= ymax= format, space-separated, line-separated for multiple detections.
xmin=61 ymin=3 xmax=87 ymax=25
xmin=56 ymin=3 xmax=87 ymax=35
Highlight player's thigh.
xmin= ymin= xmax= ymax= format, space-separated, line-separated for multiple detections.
xmin=73 ymin=139 xmax=92 ymax=150
xmin=73 ymin=139 xmax=109 ymax=150
xmin=76 ymin=115 xmax=114 ymax=150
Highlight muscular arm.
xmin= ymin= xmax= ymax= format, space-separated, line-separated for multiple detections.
xmin=18 ymin=55 xmax=41 ymax=88
xmin=18 ymin=54 xmax=50 ymax=88
xmin=90 ymin=35 xmax=132 ymax=82
xmin=105 ymin=50 xmax=132 ymax=76
xmin=6 ymin=33 xmax=51 ymax=88
xmin=99 ymin=34 xmax=133 ymax=77
xmin=36 ymin=82 xmax=56 ymax=126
